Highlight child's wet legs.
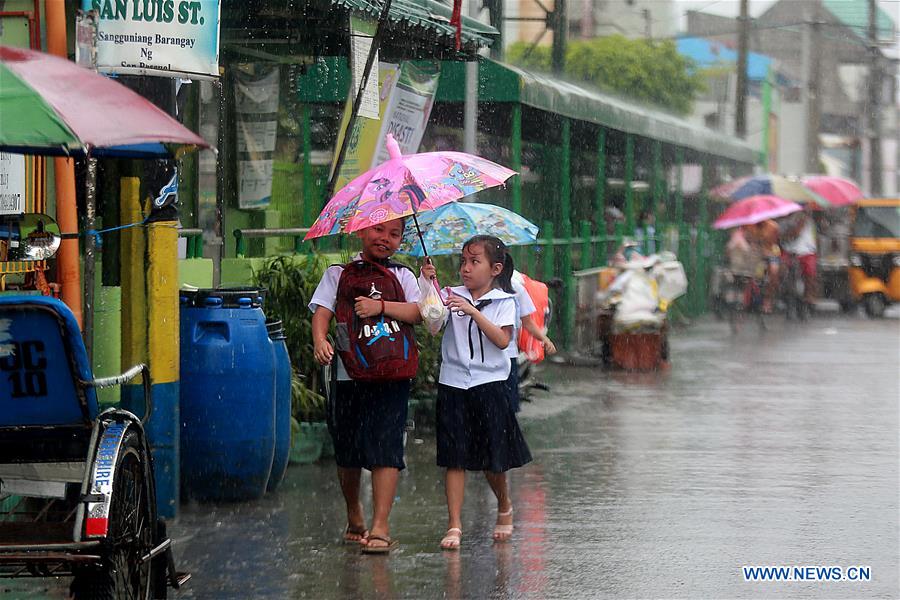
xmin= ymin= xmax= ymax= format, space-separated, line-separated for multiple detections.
xmin=337 ymin=466 xmax=367 ymax=539
xmin=445 ymin=468 xmax=466 ymax=530
xmin=368 ymin=466 xmax=399 ymax=547
xmin=485 ymin=471 xmax=514 ymax=541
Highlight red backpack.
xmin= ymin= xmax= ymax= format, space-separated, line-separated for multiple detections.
xmin=334 ymin=259 xmax=419 ymax=381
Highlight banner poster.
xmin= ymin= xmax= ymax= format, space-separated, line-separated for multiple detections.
xmin=81 ymin=0 xmax=221 ymax=78
xmin=350 ymin=15 xmax=380 ymax=120
xmin=234 ymin=65 xmax=280 ymax=210
xmin=331 ymin=63 xmax=400 ymax=192
xmin=0 ymin=153 xmax=26 ymax=215
xmin=372 ymin=61 xmax=441 ymax=165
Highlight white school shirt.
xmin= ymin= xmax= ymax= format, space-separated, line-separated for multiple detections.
xmin=308 ymin=253 xmax=421 ymax=380
xmin=506 ymin=278 xmax=537 ymax=358
xmin=439 ymin=286 xmax=516 ymax=389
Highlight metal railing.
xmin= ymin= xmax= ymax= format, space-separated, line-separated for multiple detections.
xmin=178 ymin=228 xmax=204 ymax=259
xmin=233 ymin=228 xmax=312 ymax=257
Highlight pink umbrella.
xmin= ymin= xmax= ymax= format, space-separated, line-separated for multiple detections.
xmin=305 ymin=134 xmax=516 ymax=244
xmin=713 ymin=194 xmax=803 ymax=230
xmin=801 ymin=175 xmax=863 ymax=207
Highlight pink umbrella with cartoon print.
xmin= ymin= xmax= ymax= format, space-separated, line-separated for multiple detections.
xmin=304 ymin=134 xmax=517 ymax=254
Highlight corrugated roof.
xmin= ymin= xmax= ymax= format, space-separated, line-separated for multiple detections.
xmin=822 ymin=0 xmax=895 ymax=43
xmin=331 ymin=0 xmax=498 ymax=47
xmin=437 ymin=59 xmax=760 ymax=164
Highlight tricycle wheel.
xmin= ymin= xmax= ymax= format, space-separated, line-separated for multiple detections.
xmin=71 ymin=431 xmax=153 ymax=600
xmin=864 ymin=293 xmax=886 ymax=318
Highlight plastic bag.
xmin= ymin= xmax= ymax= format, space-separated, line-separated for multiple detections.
xmin=417 ymin=273 xmax=447 ymax=335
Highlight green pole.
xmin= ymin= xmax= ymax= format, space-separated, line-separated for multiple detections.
xmin=541 ymin=220 xmax=555 ymax=339
xmin=511 ymin=104 xmax=523 ymax=266
xmin=761 ymin=66 xmax=772 ymax=170
xmin=698 ymin=184 xmax=710 ymax=314
xmin=625 ymin=134 xmax=635 ymax=236
xmin=542 ymin=221 xmax=554 ymax=284
xmin=302 ymin=104 xmax=314 ymax=250
xmin=560 ymin=119 xmax=574 ymax=350
xmin=580 ymin=220 xmax=592 ymax=269
xmin=674 ymin=147 xmax=689 ymax=312
xmin=652 ymin=140 xmax=664 ymax=241
xmin=595 ymin=128 xmax=607 ymax=264
xmin=236 ymin=232 xmax=246 ymax=258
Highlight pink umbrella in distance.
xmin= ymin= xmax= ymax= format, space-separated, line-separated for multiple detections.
xmin=801 ymin=175 xmax=863 ymax=207
xmin=713 ymin=194 xmax=803 ymax=230
xmin=304 ymin=134 xmax=517 ymax=249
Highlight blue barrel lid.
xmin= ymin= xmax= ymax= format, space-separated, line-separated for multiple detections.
xmin=180 ymin=287 xmax=267 ymax=309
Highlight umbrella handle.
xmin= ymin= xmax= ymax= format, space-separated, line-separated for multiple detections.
xmin=413 ymin=210 xmax=449 ymax=301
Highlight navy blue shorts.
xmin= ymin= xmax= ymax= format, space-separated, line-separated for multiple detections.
xmin=327 ymin=379 xmax=409 ymax=471
xmin=436 ymin=381 xmax=532 ymax=473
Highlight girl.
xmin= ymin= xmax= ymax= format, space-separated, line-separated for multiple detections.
xmin=309 ymin=218 xmax=422 ymax=554
xmin=421 ymin=235 xmax=532 ymax=550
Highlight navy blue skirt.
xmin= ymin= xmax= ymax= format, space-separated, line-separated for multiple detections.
xmin=436 ymin=381 xmax=532 ymax=473
xmin=505 ymin=357 xmax=520 ymax=413
xmin=328 ymin=380 xmax=409 ymax=471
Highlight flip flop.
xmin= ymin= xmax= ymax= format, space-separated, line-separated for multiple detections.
xmin=361 ymin=534 xmax=398 ymax=554
xmin=440 ymin=527 xmax=462 ymax=551
xmin=493 ymin=508 xmax=513 ymax=542
xmin=343 ymin=526 xmax=369 ymax=545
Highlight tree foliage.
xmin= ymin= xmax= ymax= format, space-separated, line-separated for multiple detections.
xmin=507 ymin=36 xmax=705 ymax=115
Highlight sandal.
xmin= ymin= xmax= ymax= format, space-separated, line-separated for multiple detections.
xmin=361 ymin=534 xmax=398 ymax=554
xmin=343 ymin=525 xmax=369 ymax=545
xmin=440 ymin=527 xmax=462 ymax=551
xmin=493 ymin=508 xmax=513 ymax=542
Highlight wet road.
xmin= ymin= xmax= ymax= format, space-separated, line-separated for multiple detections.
xmin=9 ymin=312 xmax=899 ymax=598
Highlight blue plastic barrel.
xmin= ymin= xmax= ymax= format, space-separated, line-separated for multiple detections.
xmin=180 ymin=289 xmax=276 ymax=501
xmin=266 ymin=322 xmax=292 ymax=492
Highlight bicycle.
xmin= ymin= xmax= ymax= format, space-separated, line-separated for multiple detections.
xmin=722 ymin=270 xmax=768 ymax=333
xmin=780 ymin=252 xmax=810 ymax=321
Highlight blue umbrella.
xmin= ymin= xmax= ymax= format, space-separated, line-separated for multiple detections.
xmin=398 ymin=202 xmax=539 ymax=256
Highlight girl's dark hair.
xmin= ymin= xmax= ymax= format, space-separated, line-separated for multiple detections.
xmin=462 ymin=235 xmax=515 ymax=293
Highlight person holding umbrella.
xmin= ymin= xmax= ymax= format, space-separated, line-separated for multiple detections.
xmin=309 ymin=217 xmax=423 ymax=554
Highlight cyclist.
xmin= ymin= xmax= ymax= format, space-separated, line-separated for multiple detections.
xmin=780 ymin=206 xmax=817 ymax=307
xmin=743 ymin=219 xmax=781 ymax=313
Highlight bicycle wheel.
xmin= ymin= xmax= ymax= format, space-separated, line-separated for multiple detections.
xmin=71 ymin=430 xmax=153 ymax=600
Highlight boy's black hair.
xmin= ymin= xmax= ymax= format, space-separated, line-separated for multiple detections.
xmin=462 ymin=235 xmax=515 ymax=293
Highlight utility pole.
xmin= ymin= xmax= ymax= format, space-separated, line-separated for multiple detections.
xmin=867 ymin=0 xmax=882 ymax=195
xmin=642 ymin=8 xmax=651 ymax=40
xmin=735 ymin=0 xmax=749 ymax=139
xmin=486 ymin=0 xmax=504 ymax=60
xmin=552 ymin=0 xmax=567 ymax=74
xmin=802 ymin=0 xmax=821 ymax=173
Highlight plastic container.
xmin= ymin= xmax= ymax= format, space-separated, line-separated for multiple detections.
xmin=610 ymin=332 xmax=662 ymax=370
xmin=179 ymin=288 xmax=276 ymax=501
xmin=266 ymin=321 xmax=292 ymax=492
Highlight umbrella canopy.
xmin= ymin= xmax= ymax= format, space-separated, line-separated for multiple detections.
xmin=713 ymin=194 xmax=803 ymax=230
xmin=711 ymin=174 xmax=829 ymax=207
xmin=305 ymin=134 xmax=516 ymax=241
xmin=801 ymin=175 xmax=863 ymax=207
xmin=0 ymin=45 xmax=208 ymax=158
xmin=397 ymin=202 xmax=539 ymax=257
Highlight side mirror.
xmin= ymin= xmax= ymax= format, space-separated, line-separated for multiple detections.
xmin=0 ymin=213 xmax=62 ymax=262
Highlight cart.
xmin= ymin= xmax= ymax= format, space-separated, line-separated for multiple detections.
xmin=0 ymin=296 xmax=189 ymax=598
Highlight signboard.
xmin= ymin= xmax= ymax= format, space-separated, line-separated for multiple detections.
xmin=0 ymin=153 xmax=26 ymax=215
xmin=331 ymin=63 xmax=400 ymax=192
xmin=350 ymin=16 xmax=379 ymax=120
xmin=372 ymin=62 xmax=440 ymax=165
xmin=234 ymin=65 xmax=279 ymax=210
xmin=81 ymin=0 xmax=221 ymax=78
